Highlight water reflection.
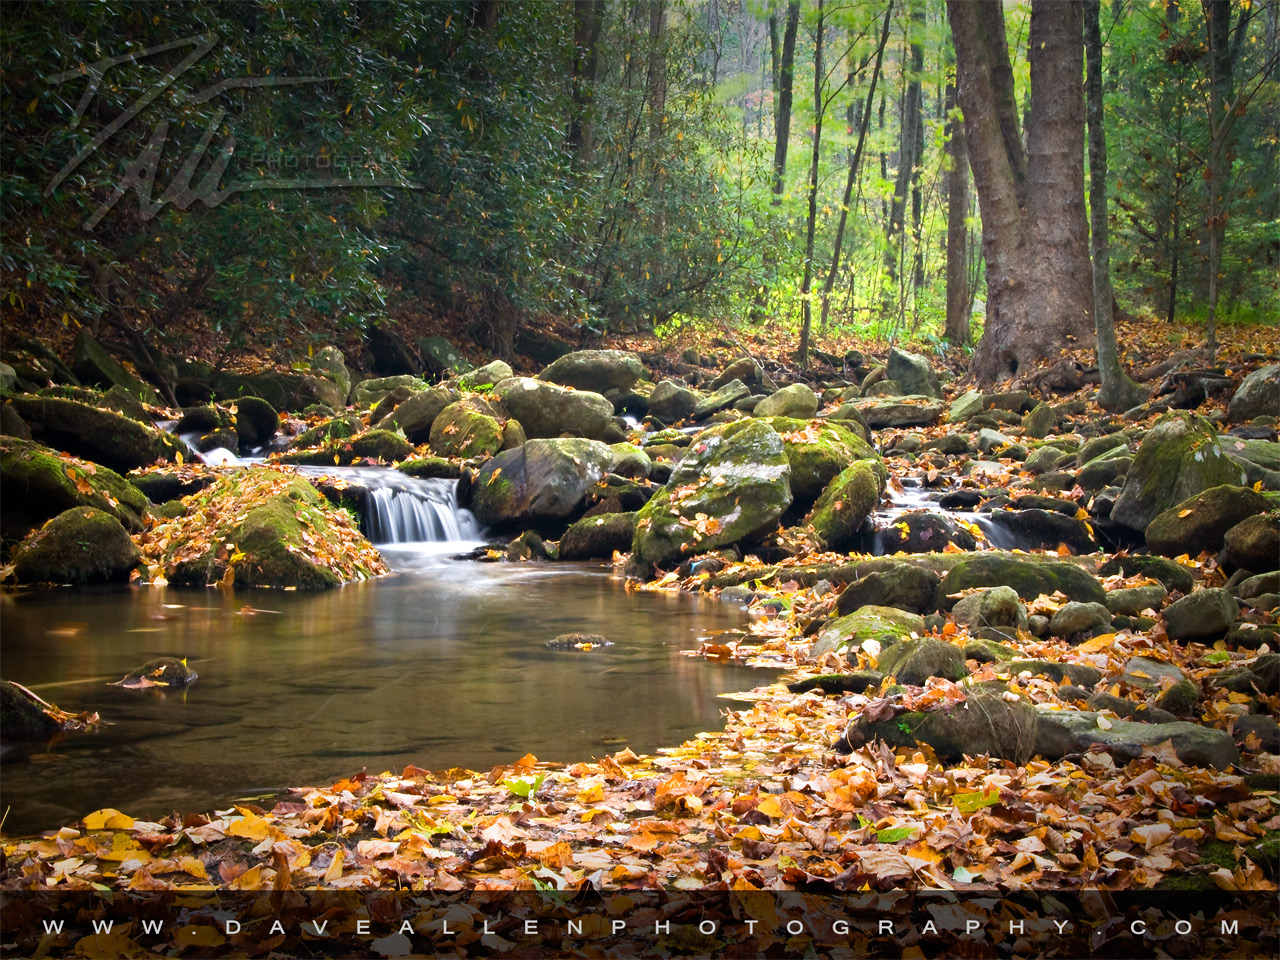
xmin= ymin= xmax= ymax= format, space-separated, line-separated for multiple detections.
xmin=0 ymin=556 xmax=757 ymax=836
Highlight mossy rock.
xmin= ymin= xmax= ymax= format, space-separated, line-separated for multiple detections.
xmin=230 ymin=396 xmax=279 ymax=449
xmin=1097 ymin=554 xmax=1196 ymax=594
xmin=878 ymin=510 xmax=977 ymax=554
xmin=877 ymin=636 xmax=968 ymax=685
xmin=1111 ymin=412 xmax=1249 ymax=532
xmin=152 ymin=471 xmax=385 ymax=589
xmin=430 ymin=401 xmax=503 ymax=459
xmin=375 ymin=387 xmax=456 ymax=444
xmin=288 ymin=414 xmax=362 ymax=450
xmin=629 ymin=420 xmax=792 ymax=576
xmin=12 ymin=507 xmax=139 ymax=584
xmin=109 ymin=657 xmax=198 ymax=689
xmin=397 ymin=457 xmax=461 ymax=480
xmin=608 ymin=443 xmax=651 ymax=480
xmin=1145 ymin=484 xmax=1270 ymax=558
xmin=559 ymin=511 xmax=638 ymax=561
xmin=998 ymin=659 xmax=1102 ymax=687
xmin=1033 ymin=710 xmax=1239 ymax=769
xmin=760 ymin=417 xmax=879 ymax=507
xmin=8 ymin=394 xmax=184 ymax=472
xmin=940 ymin=554 xmax=1106 ymax=606
xmin=492 ymin=377 xmax=615 ymax=440
xmin=473 ymin=438 xmax=615 ymax=529
xmin=0 ymin=680 xmax=63 ymax=740
xmin=806 ymin=460 xmax=884 ymax=552
xmin=811 ymin=605 xmax=926 ymax=659
xmin=1 ymin=437 xmax=149 ymax=542
xmin=787 ymin=671 xmax=885 ymax=695
xmin=834 ymin=562 xmax=941 ymax=616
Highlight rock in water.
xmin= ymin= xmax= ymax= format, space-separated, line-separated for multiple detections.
xmin=110 ymin=657 xmax=198 ymax=689
xmin=546 ymin=633 xmax=611 ymax=650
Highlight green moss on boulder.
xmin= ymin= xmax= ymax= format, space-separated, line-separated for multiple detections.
xmin=12 ymin=507 xmax=139 ymax=584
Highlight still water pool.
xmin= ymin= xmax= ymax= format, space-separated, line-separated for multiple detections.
xmin=1 ymin=549 xmax=758 ymax=836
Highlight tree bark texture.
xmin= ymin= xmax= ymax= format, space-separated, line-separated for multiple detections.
xmin=944 ymin=74 xmax=970 ymax=346
xmin=568 ymin=0 xmax=604 ymax=165
xmin=772 ymin=2 xmax=801 ymax=201
xmin=798 ymin=0 xmax=825 ymax=368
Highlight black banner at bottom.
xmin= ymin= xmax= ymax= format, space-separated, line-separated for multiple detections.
xmin=1 ymin=888 xmax=1276 ymax=958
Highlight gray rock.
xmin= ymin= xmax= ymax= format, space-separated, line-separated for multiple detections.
xmin=647 ymin=380 xmax=699 ymax=423
xmin=493 ymin=377 xmax=615 ymax=440
xmin=754 ymin=383 xmax=819 ymax=419
xmin=1110 ymin=412 xmax=1248 ymax=532
xmin=1033 ymin=709 xmax=1238 ymax=769
xmin=1024 ymin=445 xmax=1068 ymax=475
xmin=923 ymin=433 xmax=973 ymax=456
xmin=376 ymin=386 xmax=456 ymax=443
xmin=1077 ymin=434 xmax=1128 ymax=466
xmin=878 ymin=511 xmax=977 ymax=554
xmin=1238 ymin=571 xmax=1280 ymax=600
xmin=952 ymin=586 xmax=1028 ymax=640
xmin=940 ymin=555 xmax=1106 ymax=605
xmin=538 ymin=349 xmax=646 ymax=394
xmin=1144 ymin=484 xmax=1269 ymax=558
xmin=0 ymin=362 xmax=16 ymax=393
xmin=1020 ymin=402 xmax=1056 ymax=439
xmin=835 ymin=563 xmax=942 ymax=616
xmin=1076 ymin=454 xmax=1131 ymax=492
xmin=559 ymin=512 xmax=638 ymax=560
xmin=975 ymin=428 xmax=1013 ymax=456
xmin=1105 ymin=584 xmax=1168 ymax=616
xmin=1121 ymin=656 xmax=1191 ymax=690
xmin=1048 ymin=600 xmax=1112 ymax=640
xmin=71 ymin=328 xmax=161 ymax=405
xmin=1097 ymin=554 xmax=1197 ymax=594
xmin=876 ymin=636 xmax=967 ymax=685
xmin=985 ymin=508 xmax=1097 ymax=553
xmin=1224 ymin=514 xmax=1280 ymax=572
xmin=691 ymin=379 xmax=750 ymax=420
xmin=886 ymin=347 xmax=941 ymax=399
xmin=854 ymin=396 xmax=946 ymax=429
xmin=1163 ymin=588 xmax=1239 ymax=641
xmin=352 ymin=374 xmax=427 ymax=406
xmin=1001 ymin=660 xmax=1102 ymax=687
xmin=711 ymin=357 xmax=776 ymax=393
xmin=1228 ymin=364 xmax=1280 ymax=422
xmin=459 ymin=360 xmax=514 ymax=390
xmin=472 ymin=438 xmax=615 ymax=528
xmin=811 ymin=605 xmax=925 ymax=659
xmin=947 ymin=389 xmax=985 ymax=423
xmin=419 ymin=336 xmax=472 ymax=377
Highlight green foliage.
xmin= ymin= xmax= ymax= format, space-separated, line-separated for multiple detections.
xmin=503 ymin=772 xmax=546 ymax=800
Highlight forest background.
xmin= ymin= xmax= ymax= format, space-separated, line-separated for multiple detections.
xmin=1 ymin=0 xmax=1277 ymax=384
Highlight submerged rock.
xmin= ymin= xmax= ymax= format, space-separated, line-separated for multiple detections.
xmin=109 ymin=657 xmax=198 ymax=689
xmin=0 ymin=680 xmax=65 ymax=740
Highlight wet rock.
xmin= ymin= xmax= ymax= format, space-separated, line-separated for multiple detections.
xmin=505 ymin=530 xmax=550 ymax=561
xmin=805 ymin=460 xmax=882 ymax=551
xmin=876 ymin=636 xmax=967 ymax=685
xmin=838 ymin=685 xmax=1039 ymax=764
xmin=1238 ymin=571 xmax=1280 ymax=600
xmin=12 ymin=507 xmax=139 ymax=584
xmin=1097 ymin=554 xmax=1196 ymax=594
xmin=810 ymin=605 xmax=925 ymax=659
xmin=1 ymin=437 xmax=149 ymax=539
xmin=1024 ymin=445 xmax=1067 ymax=475
xmin=1048 ymin=601 xmax=1112 ymax=641
xmin=878 ymin=511 xmax=977 ymax=554
xmin=1034 ymin=710 xmax=1238 ymax=769
xmin=8 ymin=395 xmax=184 ymax=473
xmin=986 ymin=508 xmax=1098 ymax=554
xmin=546 ymin=633 xmax=611 ymax=650
xmin=459 ymin=360 xmax=514 ymax=391
xmin=1163 ymin=588 xmax=1238 ymax=642
xmin=1105 ymin=584 xmax=1168 ymax=616
xmin=630 ymin=421 xmax=791 ymax=575
xmin=1224 ymin=514 xmax=1280 ymax=572
xmin=349 ymin=429 xmax=412 ymax=463
xmin=923 ymin=433 xmax=972 ymax=456
xmin=538 ymin=350 xmax=646 ymax=394
xmin=1076 ymin=454 xmax=1131 ymax=492
xmin=835 ymin=563 xmax=942 ymax=616
xmin=1110 ymin=412 xmax=1248 ymax=532
xmin=109 ymin=657 xmax=197 ymax=689
xmin=1217 ymin=436 xmax=1280 ymax=489
xmin=647 ymin=380 xmax=699 ymax=423
xmin=493 ymin=377 xmax=615 ymax=440
xmin=1020 ymin=402 xmax=1056 ymax=439
xmin=755 ymin=383 xmax=819 ymax=419
xmin=855 ymin=396 xmax=945 ymax=429
xmin=352 ymin=375 xmax=426 ymax=406
xmin=0 ymin=680 xmax=63 ymax=739
xmin=376 ymin=387 xmax=456 ymax=443
xmin=1227 ymin=364 xmax=1280 ymax=422
xmin=788 ymin=671 xmax=884 ymax=695
xmin=938 ymin=489 xmax=984 ymax=511
xmin=886 ymin=347 xmax=941 ymax=399
xmin=952 ymin=586 xmax=1027 ymax=641
xmin=473 ymin=438 xmax=614 ymax=529
xmin=691 ymin=379 xmax=750 ymax=420
xmin=764 ymin=417 xmax=878 ymax=506
xmin=1144 ymin=484 xmax=1269 ymax=558
xmin=1001 ymin=660 xmax=1102 ymax=686
xmin=941 ymin=555 xmax=1106 ymax=606
xmin=397 ymin=457 xmax=461 ymax=480
xmin=430 ymin=400 xmax=504 ymax=459
xmin=230 ymin=397 xmax=279 ymax=450
xmin=559 ymin=512 xmax=638 ymax=561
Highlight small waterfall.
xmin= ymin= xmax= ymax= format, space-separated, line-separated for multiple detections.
xmin=361 ymin=476 xmax=482 ymax=545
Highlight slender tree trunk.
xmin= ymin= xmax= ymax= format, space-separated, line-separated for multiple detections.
xmin=568 ymin=0 xmax=604 ymax=166
xmin=1202 ymin=0 xmax=1235 ymax=360
xmin=883 ymin=8 xmax=923 ymax=315
xmin=798 ymin=0 xmax=825 ymax=369
xmin=773 ymin=2 xmax=801 ymax=201
xmin=944 ymin=72 xmax=971 ymax=345
xmin=819 ymin=1 xmax=894 ymax=333
xmin=1086 ymin=0 xmax=1144 ymax=411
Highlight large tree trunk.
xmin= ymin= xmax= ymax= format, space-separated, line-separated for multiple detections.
xmin=797 ymin=0 xmax=825 ymax=369
xmin=948 ymin=0 xmax=1095 ymax=385
xmin=1086 ymin=0 xmax=1145 ymax=412
xmin=568 ymin=0 xmax=604 ymax=166
xmin=944 ymin=72 xmax=971 ymax=345
xmin=772 ymin=2 xmax=801 ymax=202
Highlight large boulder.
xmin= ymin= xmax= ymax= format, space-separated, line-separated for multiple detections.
xmin=1110 ymin=413 xmax=1248 ymax=532
xmin=8 ymin=395 xmax=184 ymax=473
xmin=146 ymin=471 xmax=386 ymax=589
xmin=1034 ymin=710 xmax=1238 ymax=769
xmin=811 ymin=605 xmax=926 ymax=659
xmin=429 ymin=400 xmax=505 ymax=460
xmin=352 ymin=375 xmax=426 ymax=407
xmin=420 ymin=336 xmax=472 ymax=377
xmin=951 ymin=586 xmax=1028 ymax=640
xmin=538 ymin=350 xmax=646 ymax=394
xmin=878 ymin=511 xmax=977 ymax=554
xmin=647 ymin=380 xmax=699 ymax=423
xmin=629 ymin=420 xmax=792 ymax=575
xmin=1163 ymin=588 xmax=1238 ymax=641
xmin=1224 ymin=514 xmax=1280 ymax=572
xmin=763 ymin=418 xmax=878 ymax=507
xmin=886 ymin=347 xmax=941 ymax=399
xmin=230 ymin=397 xmax=279 ymax=450
xmin=71 ymin=329 xmax=161 ymax=405
xmin=459 ymin=360 xmax=514 ymax=391
xmin=375 ymin=386 xmax=456 ymax=443
xmin=1 ymin=437 xmax=150 ymax=540
xmin=711 ymin=357 xmax=775 ymax=393
xmin=1144 ymin=484 xmax=1270 ymax=558
xmin=493 ymin=377 xmax=614 ymax=440
xmin=1228 ymin=364 xmax=1280 ymax=422
xmin=835 ymin=562 xmax=941 ymax=616
xmin=806 ymin=461 xmax=884 ymax=551
xmin=12 ymin=507 xmax=139 ymax=584
xmin=559 ymin=512 xmax=638 ymax=561
xmin=472 ymin=438 xmax=615 ymax=529
xmin=876 ymin=636 xmax=967 ymax=685
xmin=985 ymin=508 xmax=1098 ymax=554
xmin=755 ymin=383 xmax=819 ymax=419
xmin=310 ymin=346 xmax=351 ymax=404
xmin=212 ymin=369 xmax=343 ymax=412
xmin=940 ymin=554 xmax=1106 ymax=606
xmin=854 ymin=396 xmax=945 ymax=429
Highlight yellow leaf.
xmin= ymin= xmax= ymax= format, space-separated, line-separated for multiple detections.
xmin=1178 ymin=508 xmax=1193 ymax=518
xmin=904 ymin=840 xmax=943 ymax=863
xmin=83 ymin=808 xmax=134 ymax=831
xmin=175 ymin=450 xmax=184 ymax=466
xmin=577 ymin=782 xmax=605 ymax=803
xmin=227 ymin=809 xmax=271 ymax=841
xmin=535 ymin=841 xmax=574 ymax=868
xmin=323 ymin=848 xmax=344 ymax=882
xmin=178 ymin=856 xmax=209 ymax=880
xmin=73 ymin=932 xmax=145 ymax=959
xmin=755 ymin=796 xmax=784 ymax=819
xmin=229 ymin=864 xmax=264 ymax=889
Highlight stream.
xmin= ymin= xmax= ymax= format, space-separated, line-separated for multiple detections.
xmin=0 ymin=467 xmax=758 ymax=837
